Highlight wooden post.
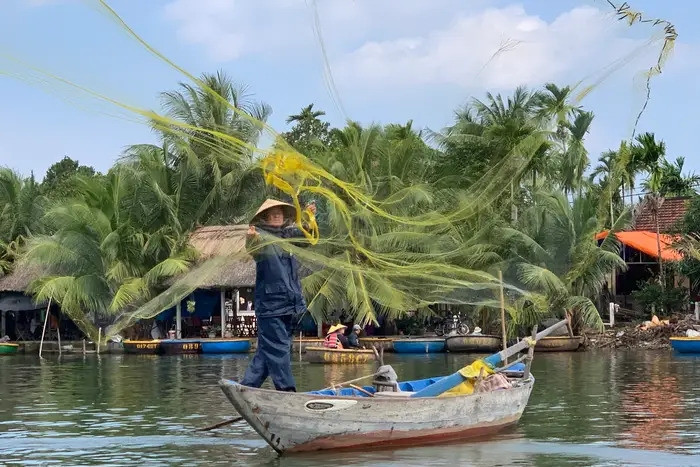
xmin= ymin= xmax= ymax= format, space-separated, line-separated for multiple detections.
xmin=1 ymin=310 xmax=5 ymax=337
xmin=299 ymin=330 xmax=303 ymax=360
xmin=498 ymin=270 xmax=507 ymax=360
xmin=82 ymin=339 xmax=86 ymax=355
xmin=57 ymin=323 xmax=62 ymax=357
xmin=523 ymin=325 xmax=538 ymax=380
xmin=176 ymin=301 xmax=182 ymax=339
xmin=39 ymin=298 xmax=52 ymax=359
xmin=97 ymin=327 xmax=101 ymax=355
xmin=234 ymin=289 xmax=240 ymax=335
xmin=695 ymin=301 xmax=699 ymax=322
xmin=220 ymin=289 xmax=226 ymax=338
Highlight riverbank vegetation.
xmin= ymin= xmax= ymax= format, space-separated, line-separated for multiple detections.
xmin=1 ymin=72 xmax=697 ymax=342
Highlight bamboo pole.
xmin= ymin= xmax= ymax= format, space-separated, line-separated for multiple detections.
xmin=523 ymin=325 xmax=538 ymax=380
xmin=498 ymin=270 xmax=507 ymax=362
xmin=97 ymin=327 xmax=102 ymax=355
xmin=57 ymin=324 xmax=62 ymax=357
xmin=38 ymin=298 xmax=52 ymax=359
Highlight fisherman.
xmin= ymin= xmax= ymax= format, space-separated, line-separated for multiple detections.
xmin=241 ymin=198 xmax=316 ymax=392
xmin=347 ymin=324 xmax=362 ymax=348
xmin=323 ymin=324 xmax=350 ymax=349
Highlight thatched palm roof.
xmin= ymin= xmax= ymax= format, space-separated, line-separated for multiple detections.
xmin=178 ymin=225 xmax=256 ymax=289
xmin=0 ymin=265 xmax=43 ymax=293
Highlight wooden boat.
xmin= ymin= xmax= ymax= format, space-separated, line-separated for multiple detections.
xmin=292 ymin=338 xmax=324 ymax=354
xmin=0 ymin=343 xmax=19 ymax=355
xmin=445 ymin=335 xmax=502 ymax=353
xmin=393 ymin=338 xmax=445 ymax=353
xmin=305 ymin=346 xmax=376 ymax=364
xmin=534 ymin=336 xmax=582 ymax=352
xmin=670 ymin=336 xmax=700 ymax=353
xmin=201 ymin=338 xmax=252 ymax=354
xmin=358 ymin=337 xmax=394 ymax=352
xmin=160 ymin=338 xmax=201 ymax=355
xmin=218 ymin=318 xmax=569 ymax=454
xmin=122 ymin=339 xmax=162 ymax=355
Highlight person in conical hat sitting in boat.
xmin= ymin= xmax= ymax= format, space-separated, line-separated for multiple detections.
xmin=323 ymin=324 xmax=350 ymax=350
xmin=241 ymin=198 xmax=316 ymax=392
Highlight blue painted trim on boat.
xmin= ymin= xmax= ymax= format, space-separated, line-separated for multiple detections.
xmin=670 ymin=338 xmax=700 ymax=354
xmin=201 ymin=340 xmax=251 ymax=354
xmin=393 ymin=340 xmax=445 ymax=353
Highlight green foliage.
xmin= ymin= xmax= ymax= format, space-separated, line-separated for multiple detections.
xmin=280 ymin=104 xmax=338 ymax=157
xmin=631 ymin=280 xmax=688 ymax=315
xmin=41 ymin=156 xmax=99 ymax=200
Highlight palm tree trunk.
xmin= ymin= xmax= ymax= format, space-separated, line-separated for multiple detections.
xmin=655 ymin=197 xmax=665 ymax=296
xmin=511 ymin=180 xmax=518 ymax=223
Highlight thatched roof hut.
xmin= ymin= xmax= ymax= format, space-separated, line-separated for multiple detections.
xmin=178 ymin=225 xmax=256 ymax=289
xmin=0 ymin=265 xmax=43 ymax=293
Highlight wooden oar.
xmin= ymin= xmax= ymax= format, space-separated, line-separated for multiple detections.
xmin=410 ymin=318 xmax=569 ymax=398
xmin=196 ymin=416 xmax=244 ymax=432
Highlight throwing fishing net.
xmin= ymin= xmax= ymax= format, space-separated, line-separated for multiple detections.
xmin=0 ymin=0 xmax=677 ymax=341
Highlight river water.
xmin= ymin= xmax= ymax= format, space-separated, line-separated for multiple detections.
xmin=1 ymin=350 xmax=699 ymax=466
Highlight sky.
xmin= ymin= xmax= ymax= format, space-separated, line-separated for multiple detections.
xmin=0 ymin=0 xmax=698 ymax=183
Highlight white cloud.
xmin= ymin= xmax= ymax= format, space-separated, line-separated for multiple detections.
xmin=164 ymin=1 xmax=653 ymax=91
xmin=334 ymin=5 xmax=648 ymax=91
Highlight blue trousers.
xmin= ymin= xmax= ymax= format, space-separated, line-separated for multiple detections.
xmin=240 ymin=314 xmax=296 ymax=391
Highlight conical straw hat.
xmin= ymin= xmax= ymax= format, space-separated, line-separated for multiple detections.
xmin=327 ymin=324 xmax=347 ymax=334
xmin=251 ymin=199 xmax=295 ymax=223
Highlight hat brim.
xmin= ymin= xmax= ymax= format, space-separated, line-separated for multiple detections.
xmin=251 ymin=199 xmax=296 ymax=223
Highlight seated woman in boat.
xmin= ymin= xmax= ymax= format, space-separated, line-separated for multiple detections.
xmin=323 ymin=324 xmax=350 ymax=349
xmin=347 ymin=324 xmax=362 ymax=348
xmin=242 ymin=198 xmax=316 ymax=392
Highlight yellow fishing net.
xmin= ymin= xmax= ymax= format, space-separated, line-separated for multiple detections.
xmin=0 ymin=0 xmax=678 ymax=341
xmin=439 ymin=360 xmax=495 ymax=397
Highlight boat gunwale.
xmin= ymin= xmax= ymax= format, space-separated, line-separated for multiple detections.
xmin=219 ymin=374 xmax=534 ymax=403
xmin=670 ymin=336 xmax=700 ymax=341
xmin=305 ymin=346 xmax=375 ymax=354
xmin=0 ymin=343 xmax=19 ymax=348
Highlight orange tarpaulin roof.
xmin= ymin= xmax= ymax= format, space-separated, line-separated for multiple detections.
xmin=596 ymin=230 xmax=682 ymax=261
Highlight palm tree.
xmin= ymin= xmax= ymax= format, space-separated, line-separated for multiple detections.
xmin=558 ymin=111 xmax=594 ymax=196
xmin=21 ymin=168 xmax=194 ymax=342
xmin=496 ymin=191 xmax=628 ymax=333
xmin=286 ymin=103 xmax=325 ymax=125
xmin=156 ymin=70 xmax=271 ymax=225
xmin=533 ymin=83 xmax=582 ymax=135
xmin=0 ymin=169 xmax=46 ymax=273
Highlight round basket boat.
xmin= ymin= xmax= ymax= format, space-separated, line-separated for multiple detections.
xmin=123 ymin=339 xmax=162 ymax=355
xmin=358 ymin=337 xmax=395 ymax=353
xmin=534 ymin=336 xmax=582 ymax=352
xmin=160 ymin=339 xmax=201 ymax=355
xmin=305 ymin=347 xmax=376 ymax=364
xmin=201 ymin=338 xmax=252 ymax=354
xmin=670 ymin=336 xmax=700 ymax=354
xmin=445 ymin=335 xmax=502 ymax=353
xmin=0 ymin=343 xmax=19 ymax=355
xmin=392 ymin=338 xmax=445 ymax=354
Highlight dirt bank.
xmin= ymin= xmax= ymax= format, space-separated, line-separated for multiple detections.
xmin=586 ymin=314 xmax=700 ymax=350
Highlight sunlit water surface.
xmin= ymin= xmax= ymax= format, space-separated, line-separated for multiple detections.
xmin=1 ymin=350 xmax=699 ymax=466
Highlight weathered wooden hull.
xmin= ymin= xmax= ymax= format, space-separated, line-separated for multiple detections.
xmin=359 ymin=337 xmax=395 ymax=352
xmin=305 ymin=346 xmax=375 ymax=364
xmin=123 ymin=340 xmax=162 ymax=355
xmin=201 ymin=339 xmax=251 ymax=354
xmin=670 ymin=337 xmax=700 ymax=353
xmin=160 ymin=339 xmax=201 ymax=354
xmin=393 ymin=338 xmax=445 ymax=353
xmin=445 ymin=335 xmax=501 ymax=353
xmin=219 ymin=376 xmax=534 ymax=454
xmin=0 ymin=343 xmax=19 ymax=355
xmin=534 ymin=336 xmax=582 ymax=352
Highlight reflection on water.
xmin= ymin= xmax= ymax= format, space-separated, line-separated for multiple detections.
xmin=1 ymin=351 xmax=699 ymax=466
